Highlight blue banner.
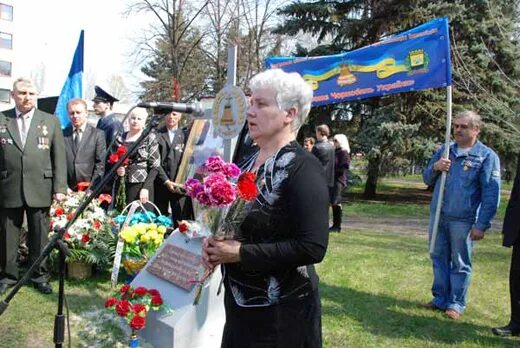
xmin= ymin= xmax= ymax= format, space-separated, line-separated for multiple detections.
xmin=55 ymin=30 xmax=84 ymax=128
xmin=266 ymin=18 xmax=451 ymax=106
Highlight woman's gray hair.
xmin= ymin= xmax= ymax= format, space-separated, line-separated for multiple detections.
xmin=333 ymin=134 xmax=350 ymax=153
xmin=248 ymin=69 xmax=313 ymax=133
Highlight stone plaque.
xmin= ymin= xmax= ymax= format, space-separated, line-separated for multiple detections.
xmin=148 ymin=244 xmax=202 ymax=291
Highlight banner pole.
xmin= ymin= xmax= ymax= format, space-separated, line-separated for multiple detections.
xmin=429 ymin=85 xmax=452 ymax=254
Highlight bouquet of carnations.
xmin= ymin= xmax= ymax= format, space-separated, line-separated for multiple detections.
xmin=48 ymin=187 xmax=110 ymax=265
xmin=104 ymin=284 xmax=169 ymax=347
xmin=184 ymin=155 xmax=258 ymax=239
xmin=183 ymin=155 xmax=258 ymax=304
xmin=108 ymin=144 xmax=129 ymax=213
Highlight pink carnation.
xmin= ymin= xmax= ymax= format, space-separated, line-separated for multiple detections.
xmin=195 ymin=191 xmax=213 ymax=205
xmin=185 ymin=178 xmax=203 ymax=198
xmin=205 ymin=156 xmax=227 ymax=174
xmin=205 ymin=174 xmax=236 ymax=206
xmin=225 ymin=163 xmax=241 ymax=178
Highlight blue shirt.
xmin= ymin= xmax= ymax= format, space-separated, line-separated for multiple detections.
xmin=423 ymin=141 xmax=501 ymax=231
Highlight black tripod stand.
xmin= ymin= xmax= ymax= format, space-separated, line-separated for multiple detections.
xmin=0 ymin=110 xmax=163 ymax=347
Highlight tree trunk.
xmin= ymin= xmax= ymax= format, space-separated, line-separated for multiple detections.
xmin=364 ymin=156 xmax=381 ymax=198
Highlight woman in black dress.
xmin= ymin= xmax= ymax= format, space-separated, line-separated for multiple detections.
xmin=203 ymin=69 xmax=329 ymax=348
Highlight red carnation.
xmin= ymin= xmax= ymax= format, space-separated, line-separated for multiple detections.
xmin=93 ymin=220 xmax=102 ymax=229
xmin=104 ymin=297 xmax=117 ymax=308
xmin=148 ymin=289 xmax=160 ymax=297
xmin=178 ymin=222 xmax=188 ymax=234
xmin=98 ymin=194 xmax=112 ymax=205
xmin=76 ymin=181 xmax=91 ymax=192
xmin=116 ymin=145 xmax=127 ymax=156
xmin=132 ymin=287 xmax=148 ymax=297
xmin=120 ymin=284 xmax=131 ymax=295
xmin=151 ymin=295 xmax=163 ymax=306
xmin=133 ymin=303 xmax=147 ymax=316
xmin=81 ymin=234 xmax=90 ymax=244
xmin=115 ymin=299 xmax=132 ymax=317
xmin=55 ymin=208 xmax=64 ymax=216
xmin=108 ymin=153 xmax=119 ymax=164
xmin=237 ymin=172 xmax=258 ymax=201
xmin=130 ymin=314 xmax=146 ymax=330
xmin=63 ymin=232 xmax=71 ymax=240
xmin=66 ymin=213 xmax=74 ymax=221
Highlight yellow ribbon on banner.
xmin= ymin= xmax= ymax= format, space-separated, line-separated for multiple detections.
xmin=302 ymin=58 xmax=408 ymax=90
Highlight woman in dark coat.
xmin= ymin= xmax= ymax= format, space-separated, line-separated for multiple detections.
xmin=329 ymin=133 xmax=351 ymax=232
xmin=202 ymin=69 xmax=329 ymax=348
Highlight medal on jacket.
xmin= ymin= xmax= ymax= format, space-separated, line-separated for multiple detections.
xmin=42 ymin=125 xmax=48 ymax=136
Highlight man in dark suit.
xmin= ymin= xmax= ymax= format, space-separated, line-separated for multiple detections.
xmin=63 ymin=98 xmax=106 ymax=191
xmin=154 ymin=111 xmax=189 ymax=227
xmin=93 ymin=85 xmax=122 ymax=150
xmin=0 ymin=77 xmax=67 ymax=295
xmin=492 ymin=153 xmax=520 ymax=336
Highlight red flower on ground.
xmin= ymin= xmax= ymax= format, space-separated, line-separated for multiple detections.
xmin=130 ymin=314 xmax=146 ymax=330
xmin=178 ymin=221 xmax=189 ymax=234
xmin=151 ymin=295 xmax=163 ymax=306
xmin=115 ymin=299 xmax=132 ymax=317
xmin=55 ymin=208 xmax=64 ymax=216
xmin=93 ymin=220 xmax=102 ymax=229
xmin=120 ymin=284 xmax=131 ymax=295
xmin=133 ymin=303 xmax=147 ymax=316
xmin=132 ymin=287 xmax=148 ymax=297
xmin=148 ymin=289 xmax=160 ymax=297
xmin=63 ymin=232 xmax=71 ymax=240
xmin=66 ymin=213 xmax=74 ymax=221
xmin=104 ymin=297 xmax=117 ymax=308
xmin=81 ymin=234 xmax=90 ymax=244
xmin=237 ymin=172 xmax=258 ymax=201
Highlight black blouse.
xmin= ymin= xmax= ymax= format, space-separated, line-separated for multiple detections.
xmin=224 ymin=141 xmax=329 ymax=307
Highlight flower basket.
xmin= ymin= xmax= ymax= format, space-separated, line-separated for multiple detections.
xmin=121 ymin=256 xmax=149 ymax=276
xmin=67 ymin=261 xmax=92 ymax=280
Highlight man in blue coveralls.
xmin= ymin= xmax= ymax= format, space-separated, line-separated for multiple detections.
xmin=421 ymin=110 xmax=501 ymax=320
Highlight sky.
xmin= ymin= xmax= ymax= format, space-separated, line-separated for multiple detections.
xmin=14 ymin=0 xmax=148 ymax=101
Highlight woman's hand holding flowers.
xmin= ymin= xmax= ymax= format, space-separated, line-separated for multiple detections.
xmin=202 ymin=236 xmax=241 ymax=269
xmin=117 ymin=166 xmax=126 ymax=177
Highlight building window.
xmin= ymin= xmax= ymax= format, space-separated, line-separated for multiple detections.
xmin=0 ymin=88 xmax=10 ymax=103
xmin=0 ymin=4 xmax=12 ymax=21
xmin=0 ymin=32 xmax=11 ymax=49
xmin=0 ymin=60 xmax=11 ymax=76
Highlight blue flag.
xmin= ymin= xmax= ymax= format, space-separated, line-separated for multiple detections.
xmin=55 ymin=30 xmax=84 ymax=128
xmin=265 ymin=18 xmax=451 ymax=106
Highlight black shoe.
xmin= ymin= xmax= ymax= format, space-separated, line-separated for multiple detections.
xmin=0 ymin=283 xmax=11 ymax=295
xmin=329 ymin=225 xmax=341 ymax=233
xmin=492 ymin=323 xmax=520 ymax=337
xmin=33 ymin=282 xmax=52 ymax=295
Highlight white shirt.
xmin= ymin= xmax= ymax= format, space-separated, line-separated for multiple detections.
xmin=168 ymin=127 xmax=178 ymax=144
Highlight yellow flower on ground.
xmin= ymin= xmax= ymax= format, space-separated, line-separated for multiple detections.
xmin=157 ymin=225 xmax=167 ymax=234
xmin=120 ymin=226 xmax=138 ymax=244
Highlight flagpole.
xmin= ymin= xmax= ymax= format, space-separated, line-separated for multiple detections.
xmin=429 ymin=85 xmax=452 ymax=253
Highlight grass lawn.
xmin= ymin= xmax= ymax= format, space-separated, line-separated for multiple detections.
xmin=0 ymin=177 xmax=516 ymax=347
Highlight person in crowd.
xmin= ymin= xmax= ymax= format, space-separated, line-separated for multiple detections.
xmin=312 ymin=124 xmax=335 ymax=191
xmin=202 ymin=69 xmax=329 ymax=347
xmin=93 ymin=85 xmax=122 ymax=149
xmin=421 ymin=110 xmax=500 ymax=320
xmin=0 ymin=77 xmax=67 ymax=295
xmin=115 ymin=107 xmax=160 ymax=206
xmin=492 ymin=152 xmax=520 ymax=337
xmin=63 ymin=98 xmax=106 ymax=191
xmin=329 ymin=133 xmax=351 ymax=232
xmin=303 ymin=136 xmax=315 ymax=152
xmin=155 ymin=111 xmax=189 ymax=226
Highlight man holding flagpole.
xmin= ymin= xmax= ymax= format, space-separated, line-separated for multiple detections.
xmin=421 ymin=110 xmax=500 ymax=320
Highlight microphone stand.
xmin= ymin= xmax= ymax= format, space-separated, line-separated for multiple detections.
xmin=0 ymin=109 xmax=164 ymax=348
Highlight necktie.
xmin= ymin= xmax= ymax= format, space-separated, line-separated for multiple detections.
xmin=74 ymin=129 xmax=81 ymax=150
xmin=20 ymin=115 xmax=29 ymax=148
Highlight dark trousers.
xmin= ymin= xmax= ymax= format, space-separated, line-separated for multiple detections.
xmin=0 ymin=206 xmax=50 ymax=284
xmin=511 ymin=242 xmax=520 ymax=324
xmin=154 ymin=184 xmax=191 ymax=227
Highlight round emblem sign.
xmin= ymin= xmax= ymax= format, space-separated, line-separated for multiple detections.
xmin=212 ymin=85 xmax=248 ymax=139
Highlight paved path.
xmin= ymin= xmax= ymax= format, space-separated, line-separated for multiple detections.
xmin=342 ymin=215 xmax=504 ymax=236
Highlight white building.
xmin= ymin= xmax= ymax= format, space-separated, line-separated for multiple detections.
xmin=0 ymin=1 xmax=13 ymax=110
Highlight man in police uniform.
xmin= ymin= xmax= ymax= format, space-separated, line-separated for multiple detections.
xmin=93 ymin=85 xmax=122 ymax=149
xmin=0 ymin=77 xmax=67 ymax=295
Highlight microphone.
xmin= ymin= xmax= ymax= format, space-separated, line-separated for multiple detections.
xmin=137 ymin=101 xmax=205 ymax=117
